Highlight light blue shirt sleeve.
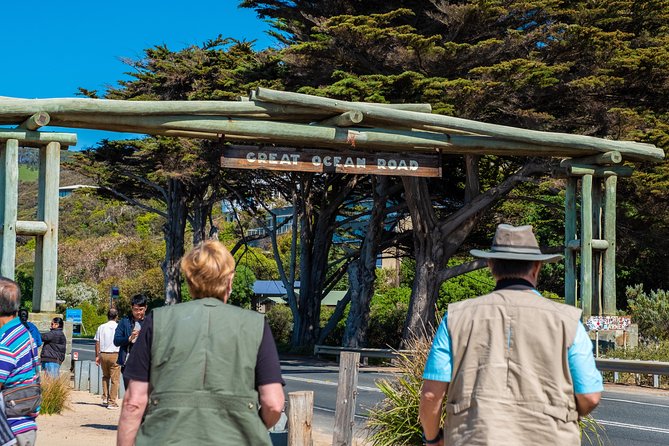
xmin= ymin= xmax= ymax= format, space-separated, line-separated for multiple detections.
xmin=568 ymin=323 xmax=603 ymax=394
xmin=423 ymin=313 xmax=452 ymax=382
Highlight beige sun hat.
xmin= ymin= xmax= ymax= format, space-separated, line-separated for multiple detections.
xmin=470 ymin=224 xmax=563 ymax=263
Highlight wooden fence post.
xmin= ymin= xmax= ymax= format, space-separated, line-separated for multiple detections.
xmin=288 ymin=391 xmax=313 ymax=446
xmin=333 ymin=351 xmax=360 ymax=446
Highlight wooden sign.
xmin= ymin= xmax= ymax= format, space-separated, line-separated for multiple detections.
xmin=221 ymin=146 xmax=441 ymax=177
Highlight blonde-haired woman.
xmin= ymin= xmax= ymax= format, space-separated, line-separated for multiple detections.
xmin=117 ymin=240 xmax=285 ymax=446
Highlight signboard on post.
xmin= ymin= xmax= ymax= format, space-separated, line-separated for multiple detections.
xmin=586 ymin=315 xmax=631 ymax=331
xmin=65 ymin=308 xmax=82 ymax=324
xmin=221 ymin=146 xmax=442 ymax=178
xmin=66 ymin=308 xmax=83 ymax=335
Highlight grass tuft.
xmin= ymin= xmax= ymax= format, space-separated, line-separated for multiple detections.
xmin=40 ymin=372 xmax=71 ymax=415
xmin=366 ymin=334 xmax=605 ymax=445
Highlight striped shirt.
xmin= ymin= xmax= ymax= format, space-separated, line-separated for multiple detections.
xmin=0 ymin=317 xmax=39 ymax=434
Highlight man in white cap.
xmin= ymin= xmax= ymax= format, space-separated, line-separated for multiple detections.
xmin=419 ymin=224 xmax=602 ymax=446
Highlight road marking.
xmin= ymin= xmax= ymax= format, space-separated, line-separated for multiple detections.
xmin=602 ymin=397 xmax=669 ymax=409
xmin=597 ymin=419 xmax=669 ymax=435
xmin=73 ymin=346 xmax=96 ymax=353
xmin=283 ymin=375 xmax=382 ymax=393
xmin=314 ymin=405 xmax=369 ymax=420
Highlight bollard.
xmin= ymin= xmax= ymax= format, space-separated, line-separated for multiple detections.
xmin=89 ymin=362 xmax=101 ymax=394
xmin=287 ymin=391 xmax=313 ymax=446
xmin=333 ymin=352 xmax=360 ymax=446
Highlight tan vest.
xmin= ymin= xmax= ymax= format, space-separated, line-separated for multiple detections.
xmin=445 ymin=288 xmax=582 ymax=445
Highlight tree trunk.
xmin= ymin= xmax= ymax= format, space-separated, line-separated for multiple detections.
xmin=291 ymin=175 xmax=359 ymax=349
xmin=400 ymin=160 xmax=547 ymax=344
xmin=162 ymin=178 xmax=188 ymax=305
xmin=343 ymin=177 xmax=389 ymax=348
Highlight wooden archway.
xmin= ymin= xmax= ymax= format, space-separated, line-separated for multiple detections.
xmin=0 ymin=89 xmax=664 ymax=315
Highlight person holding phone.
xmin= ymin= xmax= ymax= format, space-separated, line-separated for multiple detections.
xmin=113 ymin=294 xmax=148 ymax=389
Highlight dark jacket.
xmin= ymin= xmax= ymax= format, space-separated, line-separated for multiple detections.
xmin=40 ymin=328 xmax=66 ymax=364
xmin=113 ymin=316 xmax=143 ymax=366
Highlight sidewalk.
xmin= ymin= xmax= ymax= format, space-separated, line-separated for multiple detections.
xmin=38 ymin=389 xmax=346 ymax=445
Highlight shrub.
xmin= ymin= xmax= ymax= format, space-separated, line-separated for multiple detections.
xmin=266 ymin=305 xmax=293 ymax=350
xmin=319 ymin=305 xmax=348 ymax=346
xmin=366 ymin=334 xmax=605 ymax=446
xmin=78 ymin=301 xmax=107 ymax=336
xmin=626 ymin=284 xmax=669 ymax=341
xmin=40 ymin=372 xmax=71 ymax=415
xmin=366 ymin=335 xmax=435 ymax=445
xmin=230 ymin=265 xmax=256 ymax=309
xmin=57 ymin=282 xmax=100 ymax=307
xmin=367 ymin=287 xmax=411 ymax=349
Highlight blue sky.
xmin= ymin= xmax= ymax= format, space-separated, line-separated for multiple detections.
xmin=1 ymin=1 xmax=272 ymax=149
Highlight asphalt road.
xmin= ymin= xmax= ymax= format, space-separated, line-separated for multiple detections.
xmin=73 ymin=339 xmax=669 ymax=445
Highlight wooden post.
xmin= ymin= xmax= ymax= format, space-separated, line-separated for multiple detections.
xmin=564 ymin=177 xmax=578 ymax=307
xmin=287 ymin=391 xmax=313 ymax=446
xmin=0 ymin=139 xmax=18 ymax=279
xmin=33 ymin=142 xmax=60 ymax=312
xmin=580 ymin=174 xmax=593 ymax=317
xmin=592 ymin=178 xmax=603 ymax=316
xmin=333 ymin=351 xmax=360 ymax=446
xmin=603 ymin=175 xmax=618 ymax=315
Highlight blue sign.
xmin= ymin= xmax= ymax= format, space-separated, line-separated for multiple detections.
xmin=65 ymin=308 xmax=83 ymax=324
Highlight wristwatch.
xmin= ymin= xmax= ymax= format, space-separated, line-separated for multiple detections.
xmin=422 ymin=428 xmax=443 ymax=445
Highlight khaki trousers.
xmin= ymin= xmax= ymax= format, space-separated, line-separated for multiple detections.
xmin=100 ymin=352 xmax=121 ymax=404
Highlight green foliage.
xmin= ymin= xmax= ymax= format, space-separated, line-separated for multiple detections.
xmin=15 ymin=269 xmax=33 ymax=308
xmin=367 ymin=287 xmax=411 ymax=349
xmin=319 ymin=305 xmax=349 ymax=346
xmin=135 ymin=212 xmax=162 ymax=238
xmin=18 ymin=166 xmax=38 ymax=182
xmin=233 ymin=246 xmax=279 ymax=280
xmin=626 ymin=284 xmax=669 ymax=341
xmin=40 ymin=373 xmax=71 ymax=415
xmin=230 ymin=264 xmax=256 ymax=308
xmin=78 ymin=301 xmax=107 ymax=336
xmin=437 ymin=265 xmax=495 ymax=312
xmin=265 ymin=305 xmax=293 ymax=350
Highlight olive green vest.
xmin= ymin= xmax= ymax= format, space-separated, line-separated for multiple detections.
xmin=136 ymin=298 xmax=271 ymax=446
xmin=445 ymin=289 xmax=582 ymax=446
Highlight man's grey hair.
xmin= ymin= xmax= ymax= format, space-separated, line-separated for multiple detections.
xmin=0 ymin=277 xmax=21 ymax=317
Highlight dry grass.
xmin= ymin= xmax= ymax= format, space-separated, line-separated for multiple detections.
xmin=40 ymin=373 xmax=72 ymax=415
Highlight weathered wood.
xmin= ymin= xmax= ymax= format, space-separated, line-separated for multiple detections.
xmin=565 ymin=177 xmax=577 ymax=307
xmin=566 ymin=239 xmax=609 ymax=250
xmin=318 ymin=111 xmax=364 ymax=127
xmin=287 ymin=391 xmax=313 ymax=446
xmin=0 ymin=97 xmax=331 ymax=119
xmin=254 ymin=88 xmax=665 ymax=162
xmin=333 ymin=352 xmax=360 ymax=446
xmin=560 ymin=151 xmax=622 ymax=166
xmin=18 ymin=112 xmax=50 ymax=130
xmin=0 ymin=140 xmax=18 ymax=279
xmin=603 ymin=175 xmax=618 ymax=315
xmin=222 ymin=145 xmax=442 ymax=178
xmin=592 ymin=178 xmax=603 ymax=315
xmin=15 ymin=220 xmax=48 ymax=236
xmin=50 ymin=114 xmax=630 ymax=158
xmin=567 ymin=165 xmax=634 ymax=177
xmin=580 ymin=174 xmax=593 ymax=317
xmin=33 ymin=142 xmax=60 ymax=312
xmin=0 ymin=130 xmax=77 ymax=146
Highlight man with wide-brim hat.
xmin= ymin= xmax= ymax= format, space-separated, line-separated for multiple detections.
xmin=418 ymin=224 xmax=602 ymax=446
